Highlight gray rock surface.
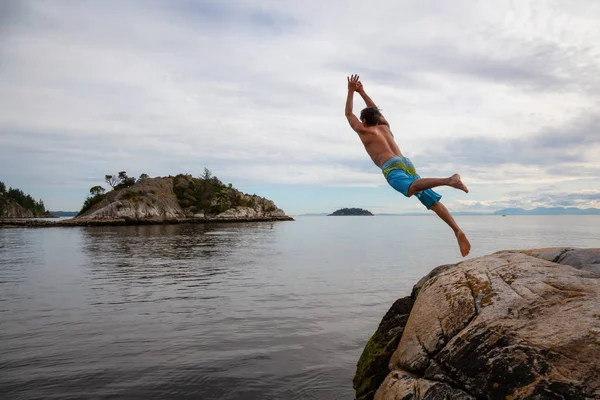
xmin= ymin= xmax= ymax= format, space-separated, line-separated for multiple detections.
xmin=358 ymin=248 xmax=600 ymax=400
xmin=77 ymin=178 xmax=185 ymax=220
xmin=1 ymin=202 xmax=50 ymax=218
xmin=215 ymin=205 xmax=287 ymax=219
xmin=376 ymin=370 xmax=475 ymax=399
xmin=523 ymin=247 xmax=600 ymax=275
xmin=354 ymin=296 xmax=415 ymax=400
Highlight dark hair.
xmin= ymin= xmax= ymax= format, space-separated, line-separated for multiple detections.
xmin=360 ymin=107 xmax=381 ymax=126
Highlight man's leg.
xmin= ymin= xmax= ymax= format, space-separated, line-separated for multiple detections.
xmin=408 ymin=174 xmax=468 ymax=197
xmin=430 ymin=202 xmax=471 ymax=257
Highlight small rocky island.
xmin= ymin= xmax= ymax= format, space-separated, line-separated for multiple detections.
xmin=354 ymin=247 xmax=600 ymax=399
xmin=1 ymin=170 xmax=293 ymax=227
xmin=0 ymin=181 xmax=53 ymax=218
xmin=329 ymin=207 xmax=374 ymax=216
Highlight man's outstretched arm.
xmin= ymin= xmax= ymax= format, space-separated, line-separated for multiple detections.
xmin=357 ymin=83 xmax=377 ymax=108
xmin=345 ymin=74 xmax=363 ymax=133
xmin=357 ymin=82 xmax=390 ymax=127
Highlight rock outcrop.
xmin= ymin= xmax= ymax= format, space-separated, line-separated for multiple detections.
xmin=0 ymin=202 xmax=50 ymax=218
xmin=355 ymin=248 xmax=600 ymax=400
xmin=354 ymin=297 xmax=415 ymax=400
xmin=77 ymin=178 xmax=185 ymax=220
xmin=215 ymin=206 xmax=287 ymax=219
xmin=76 ymin=176 xmax=291 ymax=222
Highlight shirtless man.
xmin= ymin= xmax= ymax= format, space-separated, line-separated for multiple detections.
xmin=345 ymin=74 xmax=471 ymax=257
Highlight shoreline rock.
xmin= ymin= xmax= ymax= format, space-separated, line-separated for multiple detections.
xmin=354 ymin=248 xmax=600 ymax=400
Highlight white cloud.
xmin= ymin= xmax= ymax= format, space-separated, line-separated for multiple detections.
xmin=1 ymin=0 xmax=600 ymax=211
xmin=456 ymin=189 xmax=600 ymax=211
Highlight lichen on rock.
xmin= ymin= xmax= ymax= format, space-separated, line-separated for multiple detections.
xmin=354 ymin=297 xmax=415 ymax=400
xmin=355 ymin=248 xmax=600 ymax=400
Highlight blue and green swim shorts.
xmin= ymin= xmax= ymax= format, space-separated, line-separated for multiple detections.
xmin=382 ymin=156 xmax=441 ymax=209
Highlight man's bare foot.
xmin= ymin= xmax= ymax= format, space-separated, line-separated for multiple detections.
xmin=456 ymin=230 xmax=471 ymax=257
xmin=449 ymin=174 xmax=468 ymax=193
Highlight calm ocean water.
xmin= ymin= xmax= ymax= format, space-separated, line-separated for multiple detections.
xmin=1 ymin=215 xmax=600 ymax=400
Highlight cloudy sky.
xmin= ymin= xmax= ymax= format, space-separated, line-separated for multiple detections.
xmin=1 ymin=0 xmax=599 ymax=214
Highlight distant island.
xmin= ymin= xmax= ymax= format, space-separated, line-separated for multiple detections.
xmin=494 ymin=207 xmax=600 ymax=215
xmin=328 ymin=208 xmax=374 ymax=216
xmin=0 ymin=181 xmax=53 ymax=218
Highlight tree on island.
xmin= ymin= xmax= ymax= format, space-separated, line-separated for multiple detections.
xmin=328 ymin=207 xmax=374 ymax=216
xmin=116 ymin=171 xmax=136 ymax=189
xmin=89 ymin=186 xmax=105 ymax=197
xmin=173 ymin=168 xmax=253 ymax=214
xmin=202 ymin=167 xmax=212 ymax=180
xmin=0 ymin=180 xmax=50 ymax=217
xmin=82 ymin=171 xmax=137 ymax=215
xmin=105 ymin=171 xmax=137 ymax=190
xmin=79 ymin=185 xmax=108 ymax=215
xmin=105 ymin=175 xmax=119 ymax=189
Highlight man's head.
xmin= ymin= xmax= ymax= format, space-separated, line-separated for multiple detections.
xmin=360 ymin=106 xmax=382 ymax=126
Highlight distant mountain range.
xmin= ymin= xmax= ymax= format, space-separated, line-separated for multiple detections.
xmin=494 ymin=207 xmax=600 ymax=215
xmin=297 ymin=213 xmax=328 ymax=216
xmin=49 ymin=211 xmax=78 ymax=217
xmin=375 ymin=212 xmax=484 ymax=216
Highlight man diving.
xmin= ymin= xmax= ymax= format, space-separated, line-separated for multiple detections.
xmin=345 ymin=74 xmax=471 ymax=257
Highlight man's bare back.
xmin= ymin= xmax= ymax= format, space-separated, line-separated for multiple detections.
xmin=356 ymin=124 xmax=402 ymax=169
xmin=344 ymin=74 xmax=471 ymax=257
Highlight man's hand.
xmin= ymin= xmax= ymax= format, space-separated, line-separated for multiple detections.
xmin=347 ymin=74 xmax=360 ymax=92
xmin=356 ymin=79 xmax=377 ymax=109
xmin=345 ymin=74 xmax=363 ymax=132
xmin=356 ymin=80 xmax=364 ymax=94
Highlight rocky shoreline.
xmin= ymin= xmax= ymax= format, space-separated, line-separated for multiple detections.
xmin=0 ymin=215 xmax=294 ymax=228
xmin=354 ymin=247 xmax=600 ymax=400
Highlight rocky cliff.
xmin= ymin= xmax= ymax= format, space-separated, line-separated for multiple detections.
xmin=76 ymin=176 xmax=291 ymax=221
xmin=0 ymin=181 xmax=52 ymax=218
xmin=1 ymin=202 xmax=49 ymax=218
xmin=354 ymin=248 xmax=600 ymax=400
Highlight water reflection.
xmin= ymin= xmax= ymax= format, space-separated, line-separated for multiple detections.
xmin=82 ymin=222 xmax=275 ymax=278
xmin=82 ymin=222 xmax=277 ymax=259
xmin=76 ymin=223 xmax=278 ymax=307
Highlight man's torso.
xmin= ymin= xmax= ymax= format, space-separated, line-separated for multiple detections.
xmin=358 ymin=125 xmax=403 ymax=168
